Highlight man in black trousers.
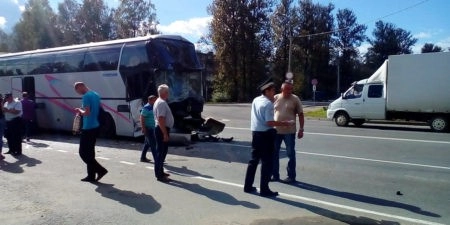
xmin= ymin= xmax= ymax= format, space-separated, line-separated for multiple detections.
xmin=244 ymin=78 xmax=294 ymax=197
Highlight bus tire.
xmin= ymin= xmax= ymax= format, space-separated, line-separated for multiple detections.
xmin=99 ymin=113 xmax=116 ymax=138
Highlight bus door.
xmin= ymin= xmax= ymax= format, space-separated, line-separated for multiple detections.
xmin=11 ymin=77 xmax=35 ymax=100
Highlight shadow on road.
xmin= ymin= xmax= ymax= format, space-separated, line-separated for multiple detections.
xmin=94 ymin=183 xmax=161 ymax=214
xmin=167 ymin=179 xmax=259 ymax=209
xmin=290 ymin=181 xmax=440 ymax=218
xmin=266 ymin=197 xmax=401 ymax=225
xmin=0 ymin=154 xmax=42 ymax=173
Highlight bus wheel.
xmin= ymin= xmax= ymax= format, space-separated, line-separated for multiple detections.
xmin=100 ymin=114 xmax=116 ymax=138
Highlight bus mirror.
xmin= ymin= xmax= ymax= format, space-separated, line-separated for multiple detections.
xmin=117 ymin=105 xmax=130 ymax=112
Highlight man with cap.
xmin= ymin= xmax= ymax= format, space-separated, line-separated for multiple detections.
xmin=3 ymin=93 xmax=23 ymax=156
xmin=244 ymin=78 xmax=294 ymax=197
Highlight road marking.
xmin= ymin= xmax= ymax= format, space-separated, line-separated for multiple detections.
xmin=217 ymin=142 xmax=449 ymax=171
xmin=226 ymin=127 xmax=450 ymax=145
xmin=119 ymin=161 xmax=135 ymax=165
xmin=96 ymin=157 xmax=110 ymax=160
xmin=57 ymin=150 xmax=68 ymax=153
xmin=192 ymin=176 xmax=444 ymax=225
xmin=298 ymin=151 xmax=450 ymax=170
xmin=307 ymin=132 xmax=450 ymax=145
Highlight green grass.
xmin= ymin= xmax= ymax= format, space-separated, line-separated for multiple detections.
xmin=304 ymin=107 xmax=327 ymax=118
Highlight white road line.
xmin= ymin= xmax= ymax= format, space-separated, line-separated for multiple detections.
xmin=217 ymin=142 xmax=449 ymax=171
xmin=96 ymin=157 xmax=110 ymax=160
xmin=308 ymin=132 xmax=450 ymax=145
xmin=119 ymin=161 xmax=135 ymax=165
xmin=57 ymin=150 xmax=68 ymax=153
xmin=226 ymin=127 xmax=450 ymax=145
xmin=192 ymin=176 xmax=443 ymax=225
xmin=298 ymin=151 xmax=450 ymax=170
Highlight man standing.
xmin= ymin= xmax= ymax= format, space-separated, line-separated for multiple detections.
xmin=244 ymin=79 xmax=294 ymax=197
xmin=153 ymin=84 xmax=174 ymax=182
xmin=21 ymin=92 xmax=36 ymax=142
xmin=140 ymin=95 xmax=158 ymax=163
xmin=3 ymin=93 xmax=23 ymax=156
xmin=272 ymin=81 xmax=304 ymax=183
xmin=0 ymin=94 xmax=6 ymax=160
xmin=74 ymin=82 xmax=108 ymax=182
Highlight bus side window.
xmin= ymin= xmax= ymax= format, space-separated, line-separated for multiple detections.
xmin=28 ymin=53 xmax=55 ymax=75
xmin=84 ymin=45 xmax=121 ymax=72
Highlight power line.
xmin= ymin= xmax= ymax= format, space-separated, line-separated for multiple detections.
xmin=295 ymin=0 xmax=431 ymax=39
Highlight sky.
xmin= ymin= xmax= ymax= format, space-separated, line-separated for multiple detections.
xmin=1 ymin=0 xmax=449 ymax=53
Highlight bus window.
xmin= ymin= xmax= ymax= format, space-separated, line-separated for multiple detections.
xmin=84 ymin=45 xmax=121 ymax=71
xmin=119 ymin=42 xmax=154 ymax=101
xmin=5 ymin=55 xmax=30 ymax=76
xmin=28 ymin=53 xmax=56 ymax=75
xmin=54 ymin=49 xmax=86 ymax=73
xmin=0 ymin=60 xmax=5 ymax=76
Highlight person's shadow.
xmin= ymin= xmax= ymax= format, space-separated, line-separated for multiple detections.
xmin=94 ymin=183 xmax=161 ymax=214
xmin=290 ymin=181 xmax=440 ymax=218
xmin=168 ymin=179 xmax=259 ymax=209
xmin=270 ymin=197 xmax=401 ymax=225
xmin=0 ymin=154 xmax=42 ymax=173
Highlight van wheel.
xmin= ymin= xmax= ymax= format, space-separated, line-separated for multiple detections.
xmin=99 ymin=114 xmax=116 ymax=138
xmin=335 ymin=112 xmax=349 ymax=127
xmin=430 ymin=116 xmax=448 ymax=132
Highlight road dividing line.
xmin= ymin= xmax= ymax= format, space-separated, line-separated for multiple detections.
xmin=57 ymin=150 xmax=68 ymax=153
xmin=217 ymin=142 xmax=449 ymax=171
xmin=96 ymin=157 xmax=110 ymax=160
xmin=298 ymin=151 xmax=450 ymax=170
xmin=119 ymin=161 xmax=135 ymax=165
xmin=192 ymin=175 xmax=444 ymax=225
xmin=226 ymin=127 xmax=450 ymax=145
xmin=307 ymin=132 xmax=450 ymax=145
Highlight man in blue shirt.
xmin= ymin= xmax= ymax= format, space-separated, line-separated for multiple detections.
xmin=74 ymin=82 xmax=108 ymax=182
xmin=244 ymin=78 xmax=294 ymax=197
xmin=140 ymin=95 xmax=157 ymax=162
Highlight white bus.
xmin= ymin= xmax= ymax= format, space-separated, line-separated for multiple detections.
xmin=0 ymin=35 xmax=205 ymax=137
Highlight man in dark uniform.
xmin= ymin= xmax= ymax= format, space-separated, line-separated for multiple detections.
xmin=244 ymin=78 xmax=294 ymax=197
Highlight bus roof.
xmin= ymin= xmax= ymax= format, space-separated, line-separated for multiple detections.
xmin=0 ymin=34 xmax=190 ymax=58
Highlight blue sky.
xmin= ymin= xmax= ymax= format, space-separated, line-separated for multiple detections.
xmin=1 ymin=0 xmax=449 ymax=53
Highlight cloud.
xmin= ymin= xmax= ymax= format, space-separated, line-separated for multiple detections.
xmin=157 ymin=16 xmax=212 ymax=41
xmin=0 ymin=17 xmax=6 ymax=29
xmin=414 ymin=32 xmax=431 ymax=39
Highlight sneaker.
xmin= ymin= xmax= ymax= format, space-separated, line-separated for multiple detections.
xmin=140 ymin=158 xmax=151 ymax=163
xmin=244 ymin=186 xmax=257 ymax=193
xmin=281 ymin=177 xmax=296 ymax=184
xmin=260 ymin=190 xmax=279 ymax=197
xmin=270 ymin=176 xmax=280 ymax=182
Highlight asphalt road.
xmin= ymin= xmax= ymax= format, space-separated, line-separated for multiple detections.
xmin=1 ymin=103 xmax=449 ymax=225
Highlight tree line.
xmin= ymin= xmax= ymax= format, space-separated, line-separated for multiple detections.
xmin=0 ymin=0 xmax=447 ymax=102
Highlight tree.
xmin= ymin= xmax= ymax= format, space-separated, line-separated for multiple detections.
xmin=365 ymin=21 xmax=417 ymax=70
xmin=333 ymin=8 xmax=367 ymax=93
xmin=57 ymin=0 xmax=82 ymax=45
xmin=293 ymin=0 xmax=334 ymax=99
xmin=0 ymin=29 xmax=10 ymax=52
xmin=421 ymin=43 xmax=443 ymax=53
xmin=13 ymin=0 xmax=60 ymax=51
xmin=270 ymin=0 xmax=297 ymax=85
xmin=208 ymin=0 xmax=274 ymax=102
xmin=113 ymin=0 xmax=158 ymax=38
xmin=77 ymin=0 xmax=113 ymax=42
